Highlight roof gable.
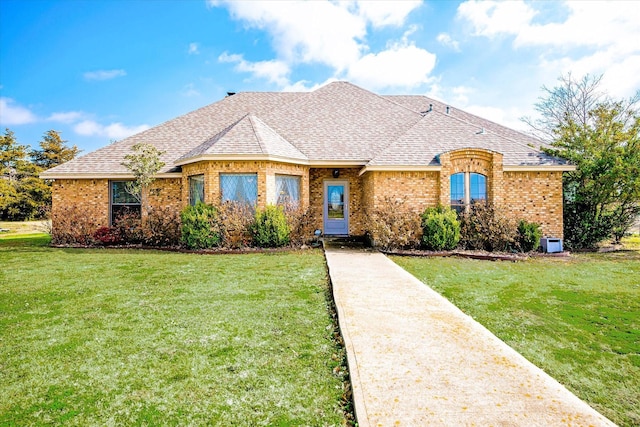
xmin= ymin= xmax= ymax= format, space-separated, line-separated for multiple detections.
xmin=177 ymin=114 xmax=307 ymax=163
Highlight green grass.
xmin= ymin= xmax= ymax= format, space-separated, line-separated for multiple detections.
xmin=0 ymin=220 xmax=50 ymax=236
xmin=0 ymin=235 xmax=345 ymax=426
xmin=393 ymin=252 xmax=640 ymax=427
xmin=622 ymin=233 xmax=640 ymax=250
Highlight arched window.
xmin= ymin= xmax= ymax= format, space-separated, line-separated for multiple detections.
xmin=450 ymin=172 xmax=487 ymax=213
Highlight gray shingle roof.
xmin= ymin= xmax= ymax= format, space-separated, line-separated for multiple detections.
xmin=41 ymin=81 xmax=567 ymax=178
xmin=368 ymin=111 xmax=562 ymax=166
xmin=176 ymin=114 xmax=307 ymax=163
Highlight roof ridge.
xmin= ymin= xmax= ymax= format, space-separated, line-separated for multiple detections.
xmin=428 ymin=109 xmax=546 ymax=153
xmin=336 ymin=81 xmax=424 ymax=117
xmin=247 ymin=114 xmax=267 ymax=155
xmin=367 ymin=113 xmax=437 ymax=165
xmin=174 ymin=113 xmax=250 ymax=163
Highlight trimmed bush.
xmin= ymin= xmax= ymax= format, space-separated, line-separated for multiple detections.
xmin=180 ymin=202 xmax=221 ymax=249
xmin=459 ymin=202 xmax=517 ymax=252
xmin=516 ymin=219 xmax=542 ymax=252
xmin=142 ymin=206 xmax=181 ymax=247
xmin=251 ymin=205 xmax=290 ymax=247
xmin=112 ymin=209 xmax=143 ymax=244
xmin=365 ymin=197 xmax=422 ymax=250
xmin=93 ymin=226 xmax=121 ymax=245
xmin=282 ymin=203 xmax=315 ymax=246
xmin=217 ymin=202 xmax=253 ymax=249
xmin=420 ymin=206 xmax=460 ymax=251
xmin=50 ymin=205 xmax=99 ymax=246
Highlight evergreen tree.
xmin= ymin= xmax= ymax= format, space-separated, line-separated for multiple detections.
xmin=31 ymin=130 xmax=81 ymax=170
xmin=0 ymin=128 xmax=30 ymax=181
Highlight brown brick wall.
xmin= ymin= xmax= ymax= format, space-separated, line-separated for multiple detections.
xmin=50 ymin=156 xmax=565 ymax=240
xmin=503 ymin=171 xmax=564 ymax=238
xmin=147 ymin=178 xmax=182 ymax=217
xmin=363 ymin=171 xmax=440 ymax=213
xmin=51 ymin=179 xmax=110 ymax=231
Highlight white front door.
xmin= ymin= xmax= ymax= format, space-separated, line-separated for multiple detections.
xmin=323 ymin=180 xmax=349 ymax=235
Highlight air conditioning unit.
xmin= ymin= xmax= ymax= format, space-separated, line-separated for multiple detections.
xmin=541 ymin=237 xmax=563 ymax=253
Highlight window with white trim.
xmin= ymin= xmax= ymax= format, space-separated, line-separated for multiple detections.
xmin=110 ymin=181 xmax=141 ymax=225
xmin=188 ymin=174 xmax=205 ymax=206
xmin=450 ymin=172 xmax=486 ymax=213
xmin=275 ymin=175 xmax=301 ymax=206
xmin=220 ymin=173 xmax=257 ymax=205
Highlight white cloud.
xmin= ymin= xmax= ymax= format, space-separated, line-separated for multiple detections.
xmin=215 ymin=1 xmax=365 ymax=71
xmin=181 ymin=83 xmax=201 ymax=97
xmin=74 ymin=120 xmax=149 ymax=139
xmin=219 ymin=52 xmax=290 ymax=86
xmin=282 ymin=78 xmax=337 ymax=93
xmin=212 ymin=0 xmax=434 ymax=90
xmin=458 ymin=0 xmax=536 ymax=38
xmin=465 ymin=104 xmax=528 ymax=131
xmin=352 ymin=1 xmax=422 ymax=28
xmin=83 ymin=69 xmax=127 ymax=81
xmin=46 ymin=111 xmax=85 ymax=123
xmin=457 ymin=1 xmax=640 ymax=99
xmin=0 ymin=97 xmax=37 ymax=125
xmin=436 ymin=33 xmax=460 ymax=51
xmin=188 ymin=42 xmax=200 ymax=55
xmin=348 ymin=44 xmax=436 ymax=90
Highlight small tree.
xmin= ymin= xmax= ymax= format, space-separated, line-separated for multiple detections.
xmin=525 ymin=73 xmax=640 ymax=248
xmin=120 ymin=143 xmax=165 ymax=209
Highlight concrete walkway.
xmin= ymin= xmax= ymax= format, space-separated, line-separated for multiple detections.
xmin=324 ymin=245 xmax=616 ymax=427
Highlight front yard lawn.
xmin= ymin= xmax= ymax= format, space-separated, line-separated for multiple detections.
xmin=393 ymin=251 xmax=640 ymax=427
xmin=0 ymin=235 xmax=345 ymax=426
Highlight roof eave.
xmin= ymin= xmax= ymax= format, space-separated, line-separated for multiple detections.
xmin=174 ymin=154 xmax=309 ymax=167
xmin=359 ymin=165 xmax=442 ymax=176
xmin=39 ymin=172 xmax=183 ymax=180
xmin=503 ymin=165 xmax=576 ymax=172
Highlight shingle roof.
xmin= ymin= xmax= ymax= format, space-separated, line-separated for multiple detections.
xmin=368 ymin=111 xmax=562 ymax=166
xmin=41 ymin=81 xmax=567 ymax=178
xmin=176 ymin=114 xmax=307 ymax=163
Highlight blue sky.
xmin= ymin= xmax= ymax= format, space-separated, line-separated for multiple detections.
xmin=1 ymin=0 xmax=639 ymax=155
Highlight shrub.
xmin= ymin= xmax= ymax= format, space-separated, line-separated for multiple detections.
xmin=365 ymin=197 xmax=422 ymax=250
xmin=112 ymin=209 xmax=143 ymax=244
xmin=217 ymin=201 xmax=254 ymax=249
xmin=420 ymin=206 xmax=460 ymax=251
xmin=142 ymin=206 xmax=181 ymax=247
xmin=50 ymin=205 xmax=100 ymax=246
xmin=459 ymin=202 xmax=517 ymax=252
xmin=180 ymin=202 xmax=221 ymax=249
xmin=93 ymin=226 xmax=121 ymax=245
xmin=516 ymin=219 xmax=542 ymax=252
xmin=251 ymin=205 xmax=290 ymax=247
xmin=282 ymin=203 xmax=316 ymax=246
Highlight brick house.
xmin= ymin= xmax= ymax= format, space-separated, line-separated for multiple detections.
xmin=41 ymin=81 xmax=572 ymax=239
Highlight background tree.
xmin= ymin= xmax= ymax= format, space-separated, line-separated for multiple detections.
xmin=1 ymin=128 xmax=30 ymax=181
xmin=31 ymin=130 xmax=81 ymax=170
xmin=0 ymin=129 xmax=79 ymax=220
xmin=526 ymin=74 xmax=640 ymax=248
xmin=121 ymin=142 xmax=166 ymax=211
